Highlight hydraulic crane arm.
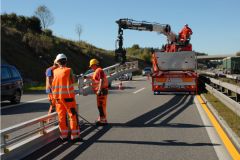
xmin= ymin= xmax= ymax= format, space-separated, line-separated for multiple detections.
xmin=116 ymin=18 xmax=177 ymax=43
xmin=115 ymin=18 xmax=177 ymax=64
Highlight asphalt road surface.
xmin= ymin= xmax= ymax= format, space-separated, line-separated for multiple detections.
xmin=1 ymin=76 xmax=232 ymax=160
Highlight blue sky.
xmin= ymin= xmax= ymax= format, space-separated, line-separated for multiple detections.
xmin=1 ymin=0 xmax=240 ymax=55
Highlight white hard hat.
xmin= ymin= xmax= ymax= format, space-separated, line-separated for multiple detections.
xmin=55 ymin=53 xmax=67 ymax=62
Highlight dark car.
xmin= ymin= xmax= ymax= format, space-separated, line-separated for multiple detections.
xmin=1 ymin=64 xmax=23 ymax=104
xmin=142 ymin=67 xmax=152 ymax=76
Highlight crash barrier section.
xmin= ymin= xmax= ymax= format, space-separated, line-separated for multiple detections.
xmin=78 ymin=61 xmax=138 ymax=95
xmin=206 ymin=77 xmax=240 ymax=117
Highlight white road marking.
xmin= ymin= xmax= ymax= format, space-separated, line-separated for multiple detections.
xmin=1 ymin=97 xmax=48 ymax=110
xmin=194 ymin=96 xmax=231 ymax=160
xmin=133 ymin=87 xmax=145 ymax=94
xmin=112 ymin=76 xmax=147 ymax=86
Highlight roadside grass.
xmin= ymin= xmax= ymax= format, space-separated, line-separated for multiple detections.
xmin=203 ymin=92 xmax=240 ymax=138
xmin=23 ymin=83 xmax=45 ymax=92
xmin=24 ymin=82 xmax=79 ymax=92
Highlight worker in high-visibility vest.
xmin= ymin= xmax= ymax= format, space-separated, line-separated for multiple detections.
xmin=87 ymin=59 xmax=109 ymax=125
xmin=52 ymin=53 xmax=81 ymax=142
xmin=45 ymin=60 xmax=58 ymax=114
xmin=151 ymin=51 xmax=159 ymax=72
xmin=179 ymin=24 xmax=193 ymax=42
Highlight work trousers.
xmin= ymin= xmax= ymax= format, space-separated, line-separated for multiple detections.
xmin=55 ymin=98 xmax=80 ymax=140
xmin=97 ymin=95 xmax=108 ymax=121
xmin=48 ymin=94 xmax=56 ymax=114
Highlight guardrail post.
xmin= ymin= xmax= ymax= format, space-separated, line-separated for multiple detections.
xmin=221 ymin=86 xmax=225 ymax=93
xmin=1 ymin=134 xmax=9 ymax=154
xmin=237 ymin=94 xmax=240 ymax=103
xmin=227 ymin=89 xmax=232 ymax=96
xmin=1 ymin=135 xmax=5 ymax=154
xmin=39 ymin=121 xmax=46 ymax=135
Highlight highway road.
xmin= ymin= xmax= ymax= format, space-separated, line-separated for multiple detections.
xmin=1 ymin=76 xmax=233 ymax=160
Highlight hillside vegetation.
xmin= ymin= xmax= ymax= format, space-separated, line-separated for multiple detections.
xmin=1 ymin=13 xmax=117 ymax=82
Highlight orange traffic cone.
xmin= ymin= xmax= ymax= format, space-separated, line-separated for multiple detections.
xmin=119 ymin=81 xmax=123 ymax=90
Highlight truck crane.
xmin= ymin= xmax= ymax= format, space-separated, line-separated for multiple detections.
xmin=115 ymin=18 xmax=197 ymax=94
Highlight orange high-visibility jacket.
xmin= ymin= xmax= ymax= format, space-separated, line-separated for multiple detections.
xmin=152 ymin=53 xmax=159 ymax=72
xmin=92 ymin=68 xmax=108 ymax=92
xmin=179 ymin=26 xmax=192 ymax=39
xmin=52 ymin=67 xmax=75 ymax=99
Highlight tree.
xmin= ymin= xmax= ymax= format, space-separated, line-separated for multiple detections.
xmin=236 ymin=51 xmax=240 ymax=56
xmin=75 ymin=24 xmax=83 ymax=41
xmin=132 ymin=44 xmax=140 ymax=50
xmin=34 ymin=5 xmax=54 ymax=29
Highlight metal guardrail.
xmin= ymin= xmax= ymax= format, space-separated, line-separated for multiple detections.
xmin=0 ymin=113 xmax=59 ymax=160
xmin=209 ymin=78 xmax=240 ymax=102
xmin=198 ymin=70 xmax=240 ymax=80
xmin=206 ymin=77 xmax=240 ymax=117
xmin=78 ymin=61 xmax=138 ymax=95
xmin=0 ymin=61 xmax=139 ymax=160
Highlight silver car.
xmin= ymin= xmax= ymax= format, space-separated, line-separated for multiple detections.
xmin=119 ymin=73 xmax=133 ymax=81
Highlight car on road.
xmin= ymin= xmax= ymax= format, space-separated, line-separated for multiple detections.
xmin=119 ymin=72 xmax=133 ymax=81
xmin=142 ymin=67 xmax=152 ymax=76
xmin=1 ymin=64 xmax=23 ymax=104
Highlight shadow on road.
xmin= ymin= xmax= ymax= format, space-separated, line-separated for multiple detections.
xmin=1 ymin=102 xmax=50 ymax=115
xmin=23 ymin=95 xmax=218 ymax=160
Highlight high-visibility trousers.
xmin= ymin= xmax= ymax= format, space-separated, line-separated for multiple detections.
xmin=48 ymin=94 xmax=56 ymax=114
xmin=97 ymin=95 xmax=108 ymax=122
xmin=55 ymin=98 xmax=80 ymax=140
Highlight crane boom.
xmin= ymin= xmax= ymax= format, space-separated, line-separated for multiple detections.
xmin=114 ymin=18 xmax=192 ymax=64
xmin=116 ymin=18 xmax=176 ymax=42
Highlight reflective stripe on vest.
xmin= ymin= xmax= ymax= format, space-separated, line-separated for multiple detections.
xmin=52 ymin=67 xmax=75 ymax=99
xmin=92 ymin=68 xmax=108 ymax=91
xmin=52 ymin=84 xmax=74 ymax=89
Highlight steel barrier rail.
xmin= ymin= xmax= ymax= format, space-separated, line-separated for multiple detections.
xmin=0 ymin=61 xmax=139 ymax=160
xmin=198 ymin=70 xmax=240 ymax=80
xmin=205 ymin=84 xmax=240 ymax=117
xmin=209 ymin=78 xmax=240 ymax=102
xmin=198 ymin=70 xmax=216 ymax=77
xmin=0 ymin=112 xmax=59 ymax=160
xmin=78 ymin=61 xmax=138 ymax=95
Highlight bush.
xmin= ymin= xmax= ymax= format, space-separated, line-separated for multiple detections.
xmin=1 ymin=13 xmax=42 ymax=33
xmin=43 ymin=29 xmax=53 ymax=36
xmin=22 ymin=32 xmax=53 ymax=53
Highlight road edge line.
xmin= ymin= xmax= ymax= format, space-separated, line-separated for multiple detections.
xmin=196 ymin=95 xmax=240 ymax=160
xmin=200 ymin=94 xmax=240 ymax=151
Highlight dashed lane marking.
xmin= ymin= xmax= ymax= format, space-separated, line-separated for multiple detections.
xmin=133 ymin=87 xmax=145 ymax=94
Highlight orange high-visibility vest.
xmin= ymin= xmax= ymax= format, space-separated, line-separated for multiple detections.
xmin=92 ymin=68 xmax=108 ymax=92
xmin=52 ymin=67 xmax=75 ymax=99
xmin=152 ymin=53 xmax=159 ymax=72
